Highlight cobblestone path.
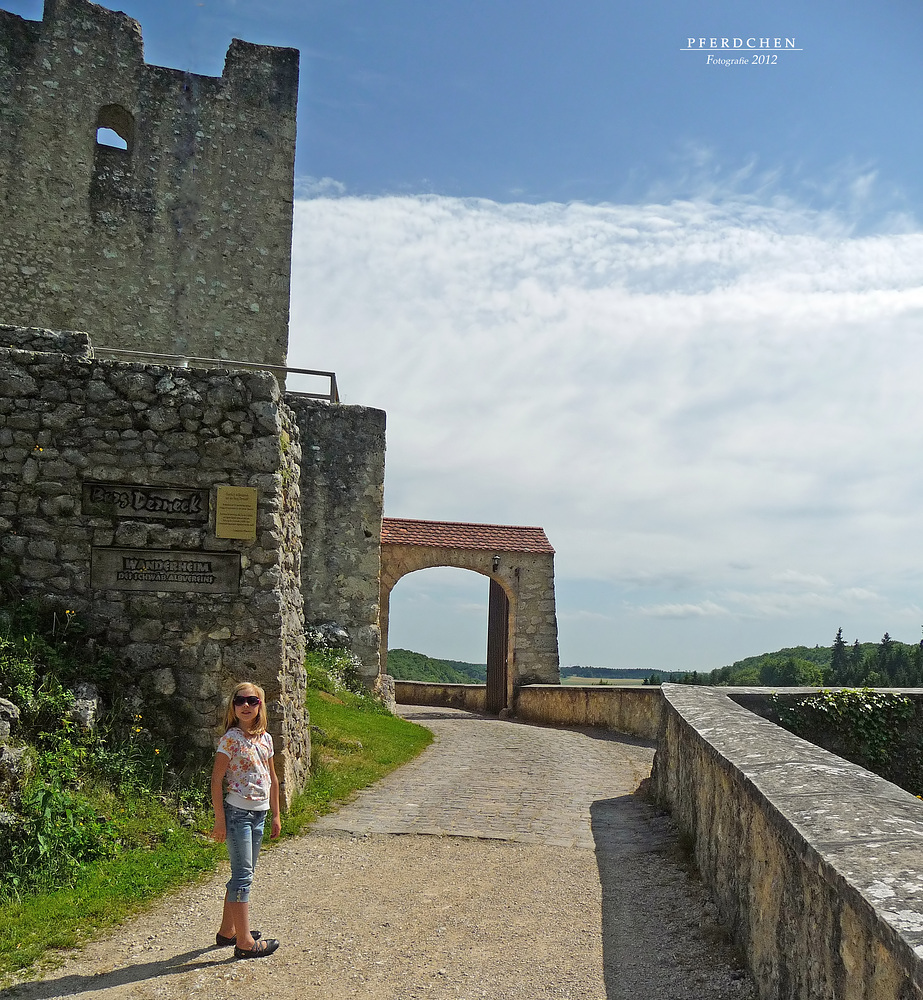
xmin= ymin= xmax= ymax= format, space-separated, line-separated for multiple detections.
xmin=314 ymin=706 xmax=655 ymax=847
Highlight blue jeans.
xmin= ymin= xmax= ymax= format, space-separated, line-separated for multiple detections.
xmin=224 ymin=804 xmax=267 ymax=903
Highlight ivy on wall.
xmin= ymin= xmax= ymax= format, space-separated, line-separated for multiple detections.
xmin=774 ymin=688 xmax=922 ymax=797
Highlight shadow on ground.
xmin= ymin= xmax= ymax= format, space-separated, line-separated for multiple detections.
xmin=0 ymin=946 xmax=227 ymax=999
xmin=399 ymin=709 xmax=495 ymax=722
xmin=591 ymin=794 xmax=757 ymax=1000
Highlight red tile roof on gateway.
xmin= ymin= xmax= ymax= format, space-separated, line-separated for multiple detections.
xmin=381 ymin=517 xmax=554 ymax=554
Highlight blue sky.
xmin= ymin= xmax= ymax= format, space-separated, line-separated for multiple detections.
xmin=8 ymin=0 xmax=923 ymax=211
xmin=8 ymin=0 xmax=923 ymax=670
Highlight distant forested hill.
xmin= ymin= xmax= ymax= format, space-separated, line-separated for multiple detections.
xmin=387 ymin=648 xmax=487 ymax=683
xmin=653 ymin=631 xmax=923 ymax=687
xmin=560 ymin=666 xmax=658 ymax=679
xmin=650 ymin=644 xmax=833 ymax=685
xmin=388 ymin=654 xmax=650 ymax=684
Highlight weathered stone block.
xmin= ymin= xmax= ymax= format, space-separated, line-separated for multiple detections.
xmin=41 ymin=403 xmax=83 ymax=429
xmin=244 ymin=437 xmax=283 ymax=472
xmin=149 ymin=668 xmax=177 ymax=697
xmin=1 ymin=535 xmax=27 ymax=556
xmin=129 ymin=620 xmax=164 ymax=642
xmin=68 ymin=681 xmax=100 ymax=729
xmin=26 ymin=537 xmax=56 ymax=560
xmin=144 ymin=407 xmax=182 ymax=433
xmin=0 ymin=744 xmax=29 ymax=800
xmin=0 ymin=698 xmax=21 ymax=740
xmin=20 ymin=557 xmax=57 ymax=579
xmin=0 ymin=370 xmax=36 ymax=397
xmin=112 ymin=522 xmax=150 ymax=547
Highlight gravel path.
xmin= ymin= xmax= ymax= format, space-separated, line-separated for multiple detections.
xmin=2 ymin=707 xmax=758 ymax=1000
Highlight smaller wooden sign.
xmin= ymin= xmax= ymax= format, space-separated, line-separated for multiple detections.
xmin=91 ymin=548 xmax=240 ymax=593
xmin=215 ymin=486 xmax=258 ymax=540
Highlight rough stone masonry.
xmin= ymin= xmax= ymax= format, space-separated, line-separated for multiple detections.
xmin=0 ymin=324 xmax=310 ymax=800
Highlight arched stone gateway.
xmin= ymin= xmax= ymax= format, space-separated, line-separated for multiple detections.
xmin=380 ymin=518 xmax=560 ymax=712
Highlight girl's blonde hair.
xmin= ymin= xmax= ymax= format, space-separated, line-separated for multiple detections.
xmin=222 ymin=681 xmax=268 ymax=737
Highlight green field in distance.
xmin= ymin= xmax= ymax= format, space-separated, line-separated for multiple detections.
xmin=560 ymin=675 xmax=648 ymax=686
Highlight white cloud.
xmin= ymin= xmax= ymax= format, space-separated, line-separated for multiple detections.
xmin=295 ymin=175 xmax=347 ymax=198
xmin=636 ymin=601 xmax=731 ymax=620
xmin=718 ymin=587 xmax=885 ymax=620
xmin=558 ymin=609 xmax=612 ymax=623
xmin=288 ymin=190 xmax=923 ymax=663
xmin=771 ymin=571 xmax=831 ymax=589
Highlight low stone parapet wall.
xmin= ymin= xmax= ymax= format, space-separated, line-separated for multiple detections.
xmin=514 ymin=684 xmax=663 ymax=739
xmin=394 ymin=680 xmax=487 ymax=713
xmin=393 ymin=680 xmax=663 ymax=737
xmin=652 ymin=683 xmax=923 ymax=1000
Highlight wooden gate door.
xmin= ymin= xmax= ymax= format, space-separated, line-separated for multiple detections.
xmin=486 ymin=578 xmax=510 ymax=714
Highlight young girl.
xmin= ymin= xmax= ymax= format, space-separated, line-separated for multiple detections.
xmin=211 ymin=681 xmax=281 ymax=959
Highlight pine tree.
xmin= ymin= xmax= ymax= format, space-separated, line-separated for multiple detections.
xmin=830 ymin=627 xmax=848 ymax=683
xmin=849 ymin=639 xmax=865 ymax=685
xmin=912 ymin=634 xmax=923 ymax=686
xmin=877 ymin=632 xmax=895 ymax=683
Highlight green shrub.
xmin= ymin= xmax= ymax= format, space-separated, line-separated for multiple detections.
xmin=0 ymin=635 xmax=37 ymax=692
xmin=14 ymin=676 xmax=75 ymax=739
xmin=304 ymin=646 xmax=380 ymax=707
xmin=4 ymin=782 xmax=117 ymax=894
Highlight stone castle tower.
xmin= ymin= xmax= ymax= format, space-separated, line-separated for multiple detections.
xmin=0 ymin=0 xmax=298 ymax=367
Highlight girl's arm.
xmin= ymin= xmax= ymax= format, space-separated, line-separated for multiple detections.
xmin=268 ymin=755 xmax=281 ymax=839
xmin=210 ymin=752 xmax=230 ymax=842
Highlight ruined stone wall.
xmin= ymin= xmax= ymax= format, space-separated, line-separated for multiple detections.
xmin=287 ymin=398 xmax=386 ymax=682
xmin=0 ymin=0 xmax=298 ymax=367
xmin=0 ymin=326 xmax=307 ymax=801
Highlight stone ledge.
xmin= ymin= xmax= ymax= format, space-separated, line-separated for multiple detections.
xmin=394 ymin=680 xmax=666 ymax=735
xmin=652 ymin=683 xmax=923 ymax=1000
xmin=394 ymin=680 xmax=486 ymax=713
xmin=1 ymin=324 xmax=93 ymax=358
xmin=515 ymin=683 xmax=663 ymax=738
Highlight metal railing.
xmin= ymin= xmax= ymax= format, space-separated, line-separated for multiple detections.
xmin=92 ymin=348 xmax=339 ymax=403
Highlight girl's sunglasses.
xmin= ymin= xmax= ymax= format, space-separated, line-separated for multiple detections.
xmin=233 ymin=696 xmax=261 ymax=707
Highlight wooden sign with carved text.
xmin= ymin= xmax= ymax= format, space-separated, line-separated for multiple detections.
xmin=82 ymin=482 xmax=208 ymax=522
xmin=91 ymin=547 xmax=240 ymax=593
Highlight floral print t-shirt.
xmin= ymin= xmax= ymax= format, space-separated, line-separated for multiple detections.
xmin=217 ymin=728 xmax=273 ymax=811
